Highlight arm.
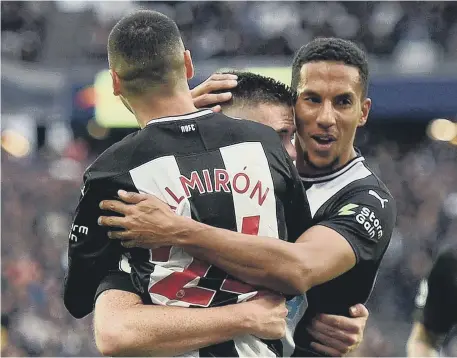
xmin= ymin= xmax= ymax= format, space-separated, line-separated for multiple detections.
xmin=176 ymin=187 xmax=396 ymax=294
xmin=407 ymin=246 xmax=457 ymax=357
xmin=182 ymin=224 xmax=355 ymax=295
xmin=93 ymin=273 xmax=288 ymax=357
xmin=64 ymin=179 xmax=126 ymax=318
xmin=99 ymin=187 xmax=396 ymax=295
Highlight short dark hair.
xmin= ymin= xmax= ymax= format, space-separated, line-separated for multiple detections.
xmin=291 ymin=37 xmax=369 ymax=97
xmin=107 ymin=10 xmax=185 ymax=96
xmin=217 ymin=71 xmax=296 ymax=110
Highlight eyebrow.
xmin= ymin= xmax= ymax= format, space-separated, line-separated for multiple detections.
xmin=335 ymin=92 xmax=354 ymax=99
xmin=300 ymin=90 xmax=320 ymax=97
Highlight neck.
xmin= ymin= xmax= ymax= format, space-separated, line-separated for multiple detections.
xmin=296 ymin=147 xmax=358 ymax=176
xmin=128 ymin=89 xmax=198 ymax=128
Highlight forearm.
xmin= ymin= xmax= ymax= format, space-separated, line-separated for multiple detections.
xmin=178 ymin=218 xmax=304 ymax=294
xmin=95 ymin=297 xmax=252 ymax=356
xmin=406 ymin=323 xmax=441 ymax=357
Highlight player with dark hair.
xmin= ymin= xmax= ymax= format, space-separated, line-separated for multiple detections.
xmin=64 ymin=10 xmax=314 ymax=357
xmin=407 ymin=243 xmax=457 ymax=356
xmin=214 ymin=71 xmax=297 ymax=160
xmin=99 ymin=37 xmax=396 ymax=356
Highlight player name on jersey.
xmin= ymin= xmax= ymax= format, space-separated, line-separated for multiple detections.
xmin=166 ymin=169 xmax=270 ymax=208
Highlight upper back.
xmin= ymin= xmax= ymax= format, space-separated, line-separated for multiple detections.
xmin=87 ymin=109 xmax=309 ymax=240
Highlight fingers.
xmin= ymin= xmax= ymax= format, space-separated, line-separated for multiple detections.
xmin=307 ymin=328 xmax=352 ymax=356
xmin=193 ymin=92 xmax=232 ymax=108
xmin=120 ymin=239 xmax=136 ymax=248
xmin=309 ymin=341 xmax=342 ymax=357
xmin=107 ymin=230 xmax=134 ymax=240
xmin=317 ymin=313 xmax=361 ymax=334
xmin=98 ymin=215 xmax=129 ymax=229
xmin=117 ymin=190 xmax=148 ymax=204
xmin=211 ymin=105 xmax=222 ymax=113
xmin=208 ymin=73 xmax=238 ymax=82
xmin=349 ymin=303 xmax=369 ymax=318
xmin=100 ymin=199 xmax=130 ymax=215
xmin=191 ymin=73 xmax=238 ymax=96
xmin=310 ymin=319 xmax=358 ymax=346
xmin=191 ymin=73 xmax=238 ymax=109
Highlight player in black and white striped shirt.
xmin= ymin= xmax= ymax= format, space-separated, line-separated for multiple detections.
xmin=98 ymin=38 xmax=397 ymax=357
xmin=64 ymin=10 xmax=311 ymax=357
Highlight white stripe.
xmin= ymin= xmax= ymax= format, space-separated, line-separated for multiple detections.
xmin=146 ymin=109 xmax=213 ymax=126
xmin=118 ymin=254 xmax=131 ymax=274
xmin=233 ymin=336 xmax=277 ymax=357
xmin=219 ymin=142 xmax=279 ymax=238
xmin=129 ymin=156 xmax=201 ymax=357
xmin=220 ymin=142 xmax=280 ymax=357
xmin=300 ymin=157 xmax=365 ymax=183
xmin=306 ymin=162 xmax=372 ymax=217
xmin=129 ymin=155 xmax=192 ymax=217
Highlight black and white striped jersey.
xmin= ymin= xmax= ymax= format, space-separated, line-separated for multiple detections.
xmin=291 ymin=155 xmax=397 ymax=357
xmin=64 ymin=109 xmax=312 ymax=357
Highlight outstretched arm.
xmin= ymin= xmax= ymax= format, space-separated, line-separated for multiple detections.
xmin=94 ymin=273 xmax=288 ymax=357
xmin=99 ymin=188 xmax=395 ymax=295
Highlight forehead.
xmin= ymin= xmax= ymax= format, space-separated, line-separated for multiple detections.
xmin=251 ymin=103 xmax=295 ymax=131
xmin=296 ymin=61 xmax=361 ymax=97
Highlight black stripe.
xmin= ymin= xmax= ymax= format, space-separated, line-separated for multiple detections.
xmin=175 ymin=150 xmax=237 ymax=231
xmin=200 ymin=341 xmax=239 ymax=357
xmin=175 ymin=151 xmax=239 ymax=356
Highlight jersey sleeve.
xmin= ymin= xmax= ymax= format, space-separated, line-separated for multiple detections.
xmin=95 ymin=271 xmax=140 ymax=302
xmin=64 ymin=175 xmax=127 ymax=318
xmin=317 ymin=187 xmax=396 ymax=263
xmin=415 ymin=245 xmax=457 ymax=334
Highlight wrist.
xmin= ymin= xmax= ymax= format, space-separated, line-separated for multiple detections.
xmin=174 ymin=217 xmax=207 ymax=247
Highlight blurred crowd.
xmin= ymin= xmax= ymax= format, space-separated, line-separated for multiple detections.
xmin=1 ymin=0 xmax=457 ymax=356
xmin=2 ymin=1 xmax=457 ymax=66
xmin=2 ymin=131 xmax=456 ymax=356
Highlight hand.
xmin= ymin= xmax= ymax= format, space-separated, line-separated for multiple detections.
xmin=306 ymin=304 xmax=369 ymax=356
xmin=98 ymin=190 xmax=187 ymax=249
xmin=243 ymin=292 xmax=288 ymax=340
xmin=191 ymin=73 xmax=238 ymax=112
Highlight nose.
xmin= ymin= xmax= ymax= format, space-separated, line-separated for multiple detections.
xmin=284 ymin=141 xmax=297 ymax=161
xmin=316 ymin=100 xmax=336 ymax=129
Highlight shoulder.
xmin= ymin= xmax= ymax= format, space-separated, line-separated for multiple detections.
xmin=85 ymin=130 xmax=140 ymax=178
xmin=306 ymin=159 xmax=396 ymax=219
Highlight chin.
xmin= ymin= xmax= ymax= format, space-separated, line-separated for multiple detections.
xmin=305 ymin=152 xmax=339 ymax=172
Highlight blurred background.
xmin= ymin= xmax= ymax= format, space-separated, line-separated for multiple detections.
xmin=1 ymin=1 xmax=457 ymax=356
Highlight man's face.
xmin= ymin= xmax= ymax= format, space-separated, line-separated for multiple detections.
xmin=294 ymin=61 xmax=371 ymax=173
xmin=241 ymin=103 xmax=297 ymax=161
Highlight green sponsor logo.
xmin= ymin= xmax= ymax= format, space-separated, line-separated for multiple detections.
xmin=338 ymin=203 xmax=359 ymax=216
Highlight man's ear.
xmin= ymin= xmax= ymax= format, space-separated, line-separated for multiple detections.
xmin=358 ymin=97 xmax=371 ymax=127
xmin=184 ymin=50 xmax=194 ymax=80
xmin=110 ymin=70 xmax=122 ymax=96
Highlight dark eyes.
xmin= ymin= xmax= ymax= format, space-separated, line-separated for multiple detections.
xmin=304 ymin=96 xmax=352 ymax=106
xmin=336 ymin=97 xmax=352 ymax=106
xmin=304 ymin=96 xmax=321 ymax=103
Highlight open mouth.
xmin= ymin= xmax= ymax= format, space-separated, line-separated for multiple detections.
xmin=311 ymin=134 xmax=336 ymax=146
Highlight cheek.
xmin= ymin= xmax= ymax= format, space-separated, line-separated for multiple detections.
xmin=294 ymin=103 xmax=313 ymax=127
xmin=338 ymin=116 xmax=359 ymax=142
